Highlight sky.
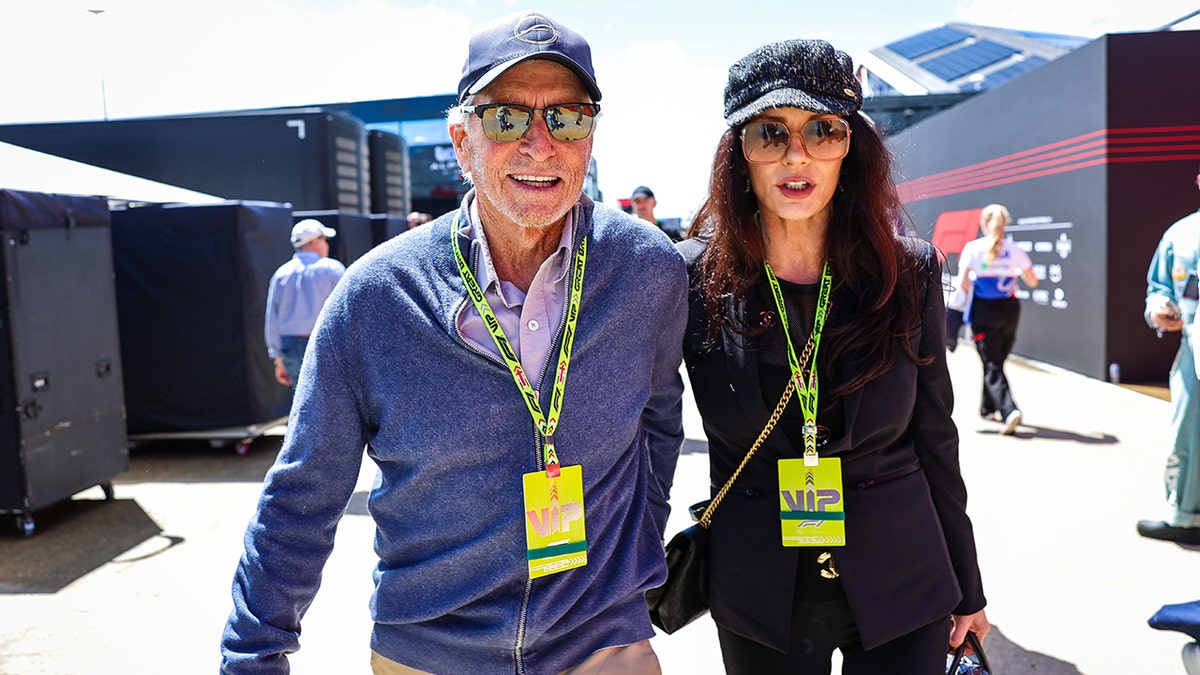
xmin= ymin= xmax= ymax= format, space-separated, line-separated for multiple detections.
xmin=2 ymin=0 xmax=1198 ymax=221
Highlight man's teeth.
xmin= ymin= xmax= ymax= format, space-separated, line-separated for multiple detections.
xmin=513 ymin=175 xmax=557 ymax=184
xmin=784 ymin=181 xmax=811 ymax=189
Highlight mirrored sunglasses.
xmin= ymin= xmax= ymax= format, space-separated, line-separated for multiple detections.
xmin=740 ymin=118 xmax=851 ymax=163
xmin=463 ymin=103 xmax=600 ymax=142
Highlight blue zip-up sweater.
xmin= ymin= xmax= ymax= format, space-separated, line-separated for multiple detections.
xmin=221 ymin=195 xmax=688 ymax=674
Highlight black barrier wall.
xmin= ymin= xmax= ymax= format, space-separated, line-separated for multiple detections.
xmin=893 ymin=30 xmax=1200 ymax=383
xmin=112 ymin=201 xmax=293 ymax=433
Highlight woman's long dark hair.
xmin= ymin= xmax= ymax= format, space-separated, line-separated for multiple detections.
xmin=689 ymin=111 xmax=930 ymax=399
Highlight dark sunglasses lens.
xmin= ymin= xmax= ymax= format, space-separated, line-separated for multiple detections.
xmin=545 ymin=104 xmax=598 ymax=141
xmin=802 ymin=119 xmax=850 ymax=159
xmin=482 ymin=105 xmax=533 ymax=142
xmin=743 ymin=122 xmax=790 ymax=162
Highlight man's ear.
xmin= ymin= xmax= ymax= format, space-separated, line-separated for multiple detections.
xmin=450 ymin=123 xmax=469 ymax=157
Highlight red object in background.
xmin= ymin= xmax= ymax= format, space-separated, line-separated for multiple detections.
xmin=930 ymin=208 xmax=982 ymax=262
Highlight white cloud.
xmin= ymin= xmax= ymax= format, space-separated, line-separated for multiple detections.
xmin=590 ymin=39 xmax=727 ymax=219
xmin=953 ymin=0 xmax=1200 ymax=36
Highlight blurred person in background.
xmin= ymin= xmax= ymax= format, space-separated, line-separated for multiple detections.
xmin=954 ymin=204 xmax=1038 ymax=436
xmin=631 ymin=185 xmax=682 ymax=241
xmin=1138 ymin=164 xmax=1200 ymax=546
xmin=264 ymin=218 xmax=345 ymax=392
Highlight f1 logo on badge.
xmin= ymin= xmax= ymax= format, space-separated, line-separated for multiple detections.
xmin=527 ymin=503 xmax=583 ymax=536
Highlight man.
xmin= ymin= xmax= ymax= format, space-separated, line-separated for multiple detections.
xmin=1138 ymin=164 xmax=1200 ymax=546
xmin=263 ymin=218 xmax=345 ymax=391
xmin=221 ymin=10 xmax=687 ymax=675
xmin=630 ymin=185 xmax=681 ymax=241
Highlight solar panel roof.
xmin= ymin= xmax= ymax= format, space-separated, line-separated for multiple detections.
xmin=885 ymin=26 xmax=970 ymax=59
xmin=921 ymin=40 xmax=1018 ymax=81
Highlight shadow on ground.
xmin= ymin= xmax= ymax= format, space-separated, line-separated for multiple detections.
xmin=0 ymin=498 xmax=166 ymax=593
xmin=985 ymin=624 xmax=1084 ymax=674
xmin=973 ymin=424 xmax=1118 ymax=444
xmin=117 ymin=435 xmax=283 ymax=485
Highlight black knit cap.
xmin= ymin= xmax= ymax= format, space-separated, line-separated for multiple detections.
xmin=457 ymin=10 xmax=601 ymax=104
xmin=724 ymin=39 xmax=862 ymax=127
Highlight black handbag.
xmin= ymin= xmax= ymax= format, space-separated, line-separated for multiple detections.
xmin=647 ymin=378 xmax=797 ymax=634
xmin=946 ymin=630 xmax=991 ymax=674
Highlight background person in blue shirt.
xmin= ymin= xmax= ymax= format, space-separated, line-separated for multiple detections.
xmin=264 ymin=218 xmax=346 ymax=391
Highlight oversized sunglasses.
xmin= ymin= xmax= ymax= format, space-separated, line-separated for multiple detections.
xmin=740 ymin=118 xmax=851 ymax=163
xmin=462 ymin=102 xmax=600 ymax=142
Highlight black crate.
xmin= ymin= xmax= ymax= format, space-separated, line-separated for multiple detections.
xmin=0 ymin=190 xmax=129 ymax=530
xmin=368 ymin=129 xmax=411 ymax=217
xmin=369 ymin=213 xmax=407 ymax=247
xmin=291 ymin=210 xmax=375 ymax=267
xmin=0 ymin=111 xmax=369 ymax=214
xmin=111 ymin=201 xmax=293 ymax=434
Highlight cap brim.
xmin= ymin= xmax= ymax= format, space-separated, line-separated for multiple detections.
xmin=462 ymin=53 xmax=602 ymax=103
xmin=321 ymin=227 xmax=337 ymax=238
xmin=726 ymin=89 xmax=856 ymax=127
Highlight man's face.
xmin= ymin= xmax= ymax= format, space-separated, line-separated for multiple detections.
xmin=632 ymin=195 xmax=656 ymax=222
xmin=451 ymin=59 xmax=594 ymax=233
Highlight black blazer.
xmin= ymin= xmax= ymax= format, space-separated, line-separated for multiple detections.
xmin=678 ymin=237 xmax=986 ymax=652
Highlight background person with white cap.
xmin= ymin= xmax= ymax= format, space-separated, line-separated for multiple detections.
xmin=263 ymin=218 xmax=345 ymax=391
xmin=222 ymin=9 xmax=686 ymax=674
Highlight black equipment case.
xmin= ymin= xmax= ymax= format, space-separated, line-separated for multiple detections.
xmin=0 ymin=189 xmax=129 ymax=535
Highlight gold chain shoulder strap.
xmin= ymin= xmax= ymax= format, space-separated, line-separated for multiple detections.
xmin=697 ymin=376 xmax=796 ymax=528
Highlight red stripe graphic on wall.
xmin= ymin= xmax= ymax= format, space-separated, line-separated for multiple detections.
xmin=898 ymin=126 xmax=1200 ymax=203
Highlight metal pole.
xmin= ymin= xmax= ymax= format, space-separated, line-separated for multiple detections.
xmin=86 ymin=9 xmax=108 ymax=120
xmin=1155 ymin=9 xmax=1200 ymax=31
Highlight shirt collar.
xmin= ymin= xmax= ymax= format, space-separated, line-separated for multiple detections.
xmin=465 ymin=192 xmax=576 ymax=302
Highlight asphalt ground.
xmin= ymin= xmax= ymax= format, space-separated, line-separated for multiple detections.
xmin=0 ymin=343 xmax=1196 ymax=674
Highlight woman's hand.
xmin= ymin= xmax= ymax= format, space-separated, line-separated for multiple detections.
xmin=950 ymin=609 xmax=990 ymax=651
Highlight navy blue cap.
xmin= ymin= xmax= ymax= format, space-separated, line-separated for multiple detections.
xmin=457 ymin=10 xmax=601 ymax=104
xmin=631 ymin=186 xmax=654 ymax=200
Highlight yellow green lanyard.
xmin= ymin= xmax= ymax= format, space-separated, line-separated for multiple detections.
xmin=451 ymin=212 xmax=587 ymax=478
xmin=763 ymin=260 xmax=832 ymax=464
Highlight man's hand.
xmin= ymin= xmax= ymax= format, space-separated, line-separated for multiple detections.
xmin=274 ymin=359 xmax=292 ymax=386
xmin=1151 ymin=301 xmax=1185 ymax=334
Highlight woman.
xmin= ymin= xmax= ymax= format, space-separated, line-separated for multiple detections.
xmin=678 ymin=39 xmax=989 ymax=673
xmin=955 ymin=204 xmax=1038 ymax=436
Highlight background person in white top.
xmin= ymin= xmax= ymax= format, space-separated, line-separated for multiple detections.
xmin=954 ymin=204 xmax=1038 ymax=435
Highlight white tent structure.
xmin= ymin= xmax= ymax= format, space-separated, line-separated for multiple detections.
xmin=0 ymin=141 xmax=222 ymax=205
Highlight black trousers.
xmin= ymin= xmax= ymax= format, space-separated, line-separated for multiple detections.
xmin=969 ymin=296 xmax=1021 ymax=418
xmin=717 ymin=597 xmax=952 ymax=674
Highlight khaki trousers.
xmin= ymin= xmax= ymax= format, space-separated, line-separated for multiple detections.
xmin=370 ymin=640 xmax=661 ymax=675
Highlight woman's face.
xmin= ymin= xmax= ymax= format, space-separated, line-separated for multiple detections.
xmin=742 ymin=107 xmax=847 ymax=228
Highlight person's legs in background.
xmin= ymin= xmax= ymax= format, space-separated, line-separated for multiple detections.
xmin=278 ymin=335 xmax=309 ymax=393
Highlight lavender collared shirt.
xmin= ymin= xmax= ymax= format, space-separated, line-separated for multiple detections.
xmin=456 ymin=198 xmax=573 ymax=383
